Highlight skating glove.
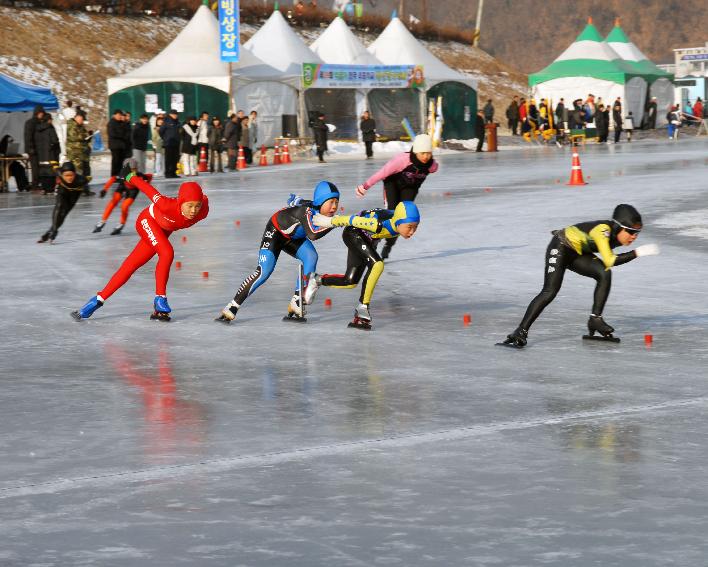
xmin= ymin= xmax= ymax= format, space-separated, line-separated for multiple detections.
xmin=635 ymin=244 xmax=660 ymax=257
xmin=311 ymin=213 xmax=333 ymax=228
xmin=99 ymin=189 xmax=107 ymax=198
xmin=355 ymin=184 xmax=367 ymax=198
xmin=287 ymin=193 xmax=303 ymax=207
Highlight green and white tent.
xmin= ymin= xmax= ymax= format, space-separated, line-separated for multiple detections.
xmin=529 ymin=19 xmax=647 ymax=124
xmin=605 ymin=21 xmax=674 ymax=126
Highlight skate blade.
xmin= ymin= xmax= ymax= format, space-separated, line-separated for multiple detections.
xmin=348 ymin=321 xmax=372 ymax=331
xmin=150 ymin=312 xmax=171 ymax=322
xmin=70 ymin=310 xmax=83 ymax=322
xmin=582 ymin=334 xmax=620 ymax=343
xmin=215 ymin=314 xmax=233 ymax=324
xmin=282 ymin=314 xmax=307 ymax=323
xmin=495 ymin=341 xmax=524 ymax=349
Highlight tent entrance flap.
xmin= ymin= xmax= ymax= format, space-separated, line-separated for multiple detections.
xmin=426 ymin=81 xmax=477 ymax=140
xmin=108 ymin=82 xmax=228 ymax=121
xmin=368 ymin=89 xmax=422 ymax=139
xmin=304 ymin=89 xmax=357 ymax=140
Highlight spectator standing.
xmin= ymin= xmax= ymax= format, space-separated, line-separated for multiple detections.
xmin=36 ymin=113 xmax=61 ymax=194
xmin=612 ymin=100 xmax=623 ymax=143
xmin=693 ymin=98 xmax=704 ymax=122
xmin=249 ymin=111 xmax=258 ymax=155
xmin=483 ymin=99 xmax=494 ymax=123
xmin=181 ymin=116 xmax=199 ymax=176
xmin=66 ymin=110 xmax=93 ymax=195
xmin=160 ymin=109 xmax=182 ymax=178
xmin=518 ymin=98 xmax=527 ymax=125
xmin=683 ymin=99 xmax=693 ymax=120
xmin=197 ymin=111 xmax=210 ymax=169
xmin=312 ymin=112 xmax=328 ymax=163
xmin=57 ymin=99 xmax=76 ymax=160
xmin=24 ymin=105 xmax=45 ymax=189
xmin=505 ymin=97 xmax=520 ymax=135
xmin=132 ymin=114 xmax=151 ymax=172
xmin=108 ymin=110 xmax=129 ymax=176
xmin=152 ymin=116 xmax=164 ymax=176
xmin=645 ymin=97 xmax=658 ymax=129
xmin=475 ymin=109 xmax=485 ymax=152
xmin=667 ymin=105 xmax=681 ymax=140
xmin=223 ymin=113 xmax=241 ymax=170
xmin=555 ymin=98 xmax=567 ymax=129
xmin=360 ymin=110 xmax=376 ymax=158
xmin=595 ymin=103 xmax=609 ymax=143
xmin=208 ymin=117 xmax=224 ymax=173
xmin=623 ymin=112 xmax=635 ymax=142
xmin=239 ymin=116 xmax=251 ymax=164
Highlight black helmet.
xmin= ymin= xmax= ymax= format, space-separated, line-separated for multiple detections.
xmin=59 ymin=162 xmax=76 ymax=173
xmin=612 ymin=204 xmax=642 ymax=231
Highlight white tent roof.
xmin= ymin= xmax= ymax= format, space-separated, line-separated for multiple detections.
xmin=244 ymin=9 xmax=322 ymax=76
xmin=232 ymin=45 xmax=300 ymax=89
xmin=310 ymin=16 xmax=381 ymax=65
xmin=107 ymin=5 xmax=230 ymax=95
xmin=367 ymin=17 xmax=476 ymax=89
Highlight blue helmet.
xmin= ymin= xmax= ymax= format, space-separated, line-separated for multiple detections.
xmin=312 ymin=181 xmax=340 ymax=207
xmin=393 ymin=201 xmax=420 ymax=226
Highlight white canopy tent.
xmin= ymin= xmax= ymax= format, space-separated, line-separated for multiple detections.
xmin=367 ymin=16 xmax=478 ymax=139
xmin=308 ymin=16 xmax=383 ymax=139
xmin=107 ymin=4 xmax=229 ymax=96
xmin=244 ymin=9 xmax=322 ymax=139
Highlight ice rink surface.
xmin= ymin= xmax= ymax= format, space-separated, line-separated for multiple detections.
xmin=2 ymin=140 xmax=708 ymax=566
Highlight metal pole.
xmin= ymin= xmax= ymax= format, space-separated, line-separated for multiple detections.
xmin=473 ymin=0 xmax=483 ymax=46
xmin=398 ymin=0 xmax=403 ymax=19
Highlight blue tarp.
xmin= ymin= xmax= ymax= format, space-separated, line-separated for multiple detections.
xmin=0 ymin=73 xmax=58 ymax=112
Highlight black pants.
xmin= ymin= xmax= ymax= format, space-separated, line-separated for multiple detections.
xmin=509 ymin=119 xmax=519 ymax=135
xmin=476 ymin=133 xmax=485 ymax=152
xmin=519 ymin=236 xmax=611 ymax=331
xmin=381 ymin=182 xmax=418 ymax=252
xmin=110 ymin=149 xmax=126 ymax=176
xmin=244 ymin=147 xmax=253 ymax=164
xmin=316 ymin=145 xmax=326 ymax=162
xmin=598 ymin=129 xmax=609 ymax=143
xmin=9 ymin=161 xmax=29 ymax=191
xmin=42 ymin=190 xmax=82 ymax=240
xmin=209 ymin=148 xmax=223 ymax=172
xmin=614 ymin=127 xmax=622 ymax=143
xmin=364 ymin=141 xmax=374 ymax=158
xmin=29 ymin=153 xmax=40 ymax=187
xmin=321 ymin=228 xmax=382 ymax=304
xmin=164 ymin=145 xmax=180 ymax=177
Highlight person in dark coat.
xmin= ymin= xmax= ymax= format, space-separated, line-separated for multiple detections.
xmin=131 ymin=114 xmax=151 ymax=172
xmin=505 ymin=97 xmax=520 ymax=135
xmin=159 ymin=109 xmax=182 ymax=178
xmin=223 ymin=113 xmax=242 ymax=170
xmin=612 ymin=100 xmax=623 ymax=143
xmin=645 ymin=97 xmax=658 ymax=129
xmin=208 ymin=117 xmax=224 ymax=173
xmin=483 ymin=99 xmax=494 ymax=123
xmin=108 ymin=110 xmax=128 ymax=176
xmin=360 ymin=110 xmax=376 ymax=158
xmin=595 ymin=103 xmax=609 ymax=143
xmin=475 ymin=109 xmax=486 ymax=152
xmin=312 ymin=112 xmax=328 ymax=163
xmin=24 ymin=104 xmax=45 ymax=188
xmin=35 ymin=114 xmax=61 ymax=194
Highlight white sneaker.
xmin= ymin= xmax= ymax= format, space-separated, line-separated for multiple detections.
xmin=304 ymin=273 xmax=321 ymax=305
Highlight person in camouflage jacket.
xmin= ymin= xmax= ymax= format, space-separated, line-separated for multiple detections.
xmin=66 ymin=111 xmax=93 ymax=195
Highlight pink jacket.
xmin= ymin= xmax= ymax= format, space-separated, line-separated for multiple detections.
xmin=362 ymin=152 xmax=439 ymax=191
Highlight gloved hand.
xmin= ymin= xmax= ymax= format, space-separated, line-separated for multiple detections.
xmin=99 ymin=189 xmax=107 ymax=198
xmin=287 ymin=193 xmax=303 ymax=207
xmin=312 ymin=213 xmax=333 ymax=228
xmin=355 ymin=184 xmax=367 ymax=198
xmin=635 ymin=244 xmax=660 ymax=257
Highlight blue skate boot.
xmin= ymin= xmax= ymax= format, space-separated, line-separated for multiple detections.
xmin=71 ymin=295 xmax=104 ymax=321
xmin=150 ymin=295 xmax=172 ymax=322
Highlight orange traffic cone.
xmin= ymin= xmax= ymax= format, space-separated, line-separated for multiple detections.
xmin=567 ymin=150 xmax=588 ymax=186
xmin=281 ymin=142 xmax=291 ymax=164
xmin=236 ymin=145 xmax=247 ymax=170
xmin=272 ymin=142 xmax=281 ymax=165
xmin=259 ymin=145 xmax=268 ymax=166
xmin=198 ymin=145 xmax=208 ymax=172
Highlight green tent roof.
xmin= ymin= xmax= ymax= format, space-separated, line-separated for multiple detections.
xmin=605 ymin=23 xmax=673 ymax=83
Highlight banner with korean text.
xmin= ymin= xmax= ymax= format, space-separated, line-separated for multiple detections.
xmin=219 ymin=0 xmax=240 ymax=62
xmin=302 ymin=64 xmax=425 ymax=89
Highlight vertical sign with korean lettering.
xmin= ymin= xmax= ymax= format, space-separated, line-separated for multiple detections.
xmin=219 ymin=0 xmax=239 ymax=62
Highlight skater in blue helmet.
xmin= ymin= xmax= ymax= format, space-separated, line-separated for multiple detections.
xmin=216 ymin=181 xmax=340 ymax=324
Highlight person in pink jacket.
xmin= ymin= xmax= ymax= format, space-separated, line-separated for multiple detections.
xmin=354 ymin=133 xmax=438 ymax=259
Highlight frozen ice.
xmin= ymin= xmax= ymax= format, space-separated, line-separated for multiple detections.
xmin=1 ymin=139 xmax=708 ymax=565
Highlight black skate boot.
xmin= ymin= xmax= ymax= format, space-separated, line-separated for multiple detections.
xmin=497 ymin=326 xmax=528 ymax=349
xmin=110 ymin=224 xmax=124 ymax=236
xmin=283 ymin=293 xmax=307 ymax=323
xmin=583 ymin=315 xmax=620 ymax=343
xmin=348 ymin=303 xmax=372 ymax=330
xmin=37 ymin=232 xmax=50 ymax=244
xmin=92 ymin=222 xmax=105 ymax=233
